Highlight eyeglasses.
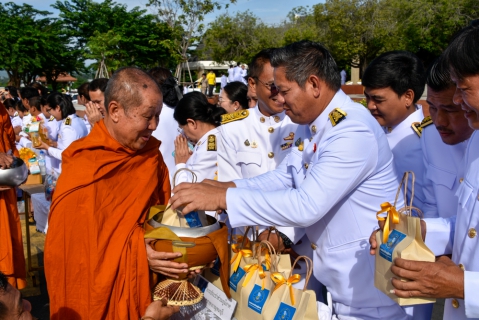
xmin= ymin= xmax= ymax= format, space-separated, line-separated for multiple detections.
xmin=46 ymin=107 xmax=52 ymax=113
xmin=217 ymin=97 xmax=232 ymax=104
xmin=255 ymin=77 xmax=278 ymax=96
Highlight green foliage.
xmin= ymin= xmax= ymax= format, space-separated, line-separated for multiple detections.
xmin=202 ymin=10 xmax=282 ymax=64
xmin=54 ymin=0 xmax=178 ymax=73
xmin=0 ymin=2 xmax=81 ymax=88
xmin=147 ymin=0 xmax=236 ymax=77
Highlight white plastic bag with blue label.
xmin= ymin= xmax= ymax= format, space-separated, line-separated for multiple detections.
xmin=374 ymin=171 xmax=435 ymax=306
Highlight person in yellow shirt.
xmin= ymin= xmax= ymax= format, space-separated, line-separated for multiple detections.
xmin=206 ymin=70 xmax=216 ymax=97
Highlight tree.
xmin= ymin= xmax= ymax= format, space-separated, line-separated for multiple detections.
xmin=282 ymin=6 xmax=321 ymax=45
xmin=202 ymin=10 xmax=282 ymax=64
xmin=147 ymin=0 xmax=236 ymax=78
xmin=53 ymin=0 xmax=178 ymax=74
xmin=0 ymin=3 xmax=50 ymax=86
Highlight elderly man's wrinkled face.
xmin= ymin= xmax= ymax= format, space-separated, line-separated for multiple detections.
xmin=112 ymin=87 xmax=162 ymax=151
xmin=0 ymin=282 xmax=34 ymax=319
xmin=451 ymin=74 xmax=479 ymax=130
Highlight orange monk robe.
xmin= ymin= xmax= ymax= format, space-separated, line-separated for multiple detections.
xmin=0 ymin=102 xmax=26 ymax=290
xmin=45 ymin=120 xmax=171 ymax=320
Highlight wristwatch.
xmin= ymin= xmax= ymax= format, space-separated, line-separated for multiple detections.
xmin=276 ymin=230 xmax=293 ymax=249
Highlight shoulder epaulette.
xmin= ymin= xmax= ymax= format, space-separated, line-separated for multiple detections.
xmin=411 ymin=122 xmax=422 ymax=137
xmin=420 ymin=116 xmax=432 ymax=128
xmin=65 ymin=116 xmax=71 ymax=125
xmin=221 ymin=109 xmax=249 ymax=124
xmin=329 ymin=108 xmax=347 ymax=127
xmin=207 ymin=134 xmax=217 ymax=151
xmin=49 ymin=115 xmax=54 ymax=122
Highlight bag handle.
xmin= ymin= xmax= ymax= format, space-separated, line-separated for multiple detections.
xmin=289 ymin=255 xmax=313 ymax=290
xmin=172 ymin=168 xmax=197 ymax=188
xmin=395 ymin=171 xmax=423 ymax=218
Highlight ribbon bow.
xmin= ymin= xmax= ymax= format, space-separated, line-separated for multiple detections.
xmin=376 ymin=202 xmax=400 ymax=244
xmin=271 ymin=273 xmax=301 ymax=305
xmin=230 ymin=243 xmax=253 ymax=273
xmin=242 ymin=263 xmax=266 ymax=289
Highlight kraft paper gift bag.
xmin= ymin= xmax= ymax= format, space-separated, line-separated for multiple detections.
xmin=375 ymin=171 xmax=436 ymax=306
xmin=238 ymin=241 xmax=276 ymax=320
xmin=261 ymin=227 xmax=293 ymax=274
xmin=263 ymin=256 xmax=319 ymax=320
xmin=153 ymin=168 xmax=209 ymax=228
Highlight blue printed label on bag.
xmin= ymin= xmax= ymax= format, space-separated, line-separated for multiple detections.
xmin=248 ymin=284 xmax=270 ymax=314
xmin=185 ymin=211 xmax=203 ymax=227
xmin=229 ymin=267 xmax=246 ymax=292
xmin=274 ymin=302 xmax=296 ymax=320
xmin=379 ymin=229 xmax=406 ymax=262
xmin=211 ymin=257 xmax=220 ymax=276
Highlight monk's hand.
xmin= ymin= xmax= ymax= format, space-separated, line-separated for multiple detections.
xmin=85 ymin=101 xmax=103 ymax=127
xmin=0 ymin=152 xmax=13 ymax=169
xmin=171 ymin=181 xmax=227 ymax=214
xmin=145 ymin=239 xmax=190 ymax=278
xmin=201 ymin=179 xmax=236 ymax=189
xmin=143 ymin=298 xmax=179 ymax=320
xmin=390 ymin=256 xmax=464 ymax=299
xmin=174 ymin=135 xmax=191 ymax=165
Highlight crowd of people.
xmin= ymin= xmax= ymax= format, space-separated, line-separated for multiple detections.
xmin=1 ymin=20 xmax=479 ymax=320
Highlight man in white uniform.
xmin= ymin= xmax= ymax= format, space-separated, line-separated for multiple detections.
xmin=233 ymin=63 xmax=243 ymax=82
xmin=363 ymin=51 xmax=427 ymax=212
xmin=421 ymin=56 xmax=473 ymax=252
xmin=218 ymin=48 xmax=322 ymax=301
xmin=171 ymin=41 xmax=408 ymax=319
xmin=376 ymin=23 xmax=479 ymax=320
xmin=227 ymin=64 xmax=235 ymax=83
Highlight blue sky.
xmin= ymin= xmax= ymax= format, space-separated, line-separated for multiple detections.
xmin=19 ymin=0 xmax=324 ymax=25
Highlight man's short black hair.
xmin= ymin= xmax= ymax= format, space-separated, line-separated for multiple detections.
xmin=248 ymin=48 xmax=275 ymax=80
xmin=89 ymin=78 xmax=109 ymax=93
xmin=270 ymin=41 xmax=341 ymax=91
xmin=362 ymin=51 xmax=426 ymax=103
xmin=426 ymin=56 xmax=454 ymax=92
xmin=444 ymin=23 xmax=479 ymax=80
xmin=19 ymin=87 xmax=39 ymax=100
xmin=77 ymin=82 xmax=90 ymax=100
xmin=0 ymin=272 xmax=8 ymax=319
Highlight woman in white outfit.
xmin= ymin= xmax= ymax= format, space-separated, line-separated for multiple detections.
xmin=37 ymin=92 xmax=88 ymax=174
xmin=173 ymin=92 xmax=226 ymax=185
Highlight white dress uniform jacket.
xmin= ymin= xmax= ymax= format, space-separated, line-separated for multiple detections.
xmin=228 ymin=90 xmax=408 ymax=319
xmin=175 ymin=127 xmax=219 ymax=185
xmin=47 ymin=114 xmax=88 ymax=174
xmin=383 ymin=105 xmax=426 ymax=210
xmin=423 ymin=130 xmax=479 ymax=319
xmin=233 ymin=66 xmax=243 ymax=82
xmin=10 ymin=112 xmax=22 ymax=129
xmin=227 ymin=67 xmax=235 ymax=83
xmin=152 ymin=104 xmax=178 ymax=186
xmin=43 ymin=115 xmax=61 ymax=173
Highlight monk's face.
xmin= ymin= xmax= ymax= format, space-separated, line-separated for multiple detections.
xmin=0 ymin=282 xmax=34 ymax=319
xmin=110 ymin=88 xmax=162 ymax=151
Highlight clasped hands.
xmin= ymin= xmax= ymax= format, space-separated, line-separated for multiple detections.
xmin=369 ymin=219 xmax=464 ymax=299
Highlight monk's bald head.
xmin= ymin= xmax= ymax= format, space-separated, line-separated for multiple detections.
xmin=104 ymin=67 xmax=162 ymax=114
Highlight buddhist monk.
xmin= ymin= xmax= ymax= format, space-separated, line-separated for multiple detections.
xmin=45 ymin=67 xmax=189 ymax=319
xmin=0 ymin=102 xmax=27 ymax=290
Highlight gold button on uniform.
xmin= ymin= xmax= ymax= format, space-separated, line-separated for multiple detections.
xmin=311 ymin=125 xmax=317 ymax=133
xmin=268 ymin=127 xmax=274 ymax=133
xmin=460 ymin=178 xmax=464 ymax=183
xmin=459 ymin=263 xmax=465 ymax=271
xmin=452 ymin=299 xmax=459 ymax=308
xmin=468 ymin=228 xmax=477 ymax=238
xmin=274 ymin=116 xmax=280 ymax=123
xmin=268 ymin=152 xmax=274 ymax=158
xmin=311 ymin=243 xmax=317 ymax=250
xmin=260 ymin=117 xmax=265 ymax=123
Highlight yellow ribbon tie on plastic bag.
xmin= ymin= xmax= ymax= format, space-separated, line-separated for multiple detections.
xmin=242 ymin=263 xmax=266 ymax=289
xmin=230 ymin=244 xmax=253 ymax=273
xmin=271 ymin=273 xmax=301 ymax=305
xmin=376 ymin=202 xmax=400 ymax=244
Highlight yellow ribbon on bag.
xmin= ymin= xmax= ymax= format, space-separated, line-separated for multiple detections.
xmin=230 ymin=244 xmax=253 ymax=273
xmin=376 ymin=202 xmax=400 ymax=244
xmin=271 ymin=273 xmax=301 ymax=306
xmin=242 ymin=263 xmax=266 ymax=289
